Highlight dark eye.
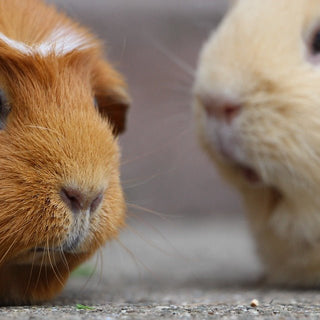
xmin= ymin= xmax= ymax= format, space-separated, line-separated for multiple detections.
xmin=311 ymin=30 xmax=320 ymax=55
xmin=0 ymin=90 xmax=10 ymax=130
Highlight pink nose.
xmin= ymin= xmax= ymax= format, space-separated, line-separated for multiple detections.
xmin=60 ymin=187 xmax=104 ymax=215
xmin=203 ymin=100 xmax=242 ymax=124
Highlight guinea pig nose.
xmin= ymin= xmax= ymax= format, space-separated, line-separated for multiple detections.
xmin=203 ymin=99 xmax=242 ymax=124
xmin=60 ymin=187 xmax=104 ymax=215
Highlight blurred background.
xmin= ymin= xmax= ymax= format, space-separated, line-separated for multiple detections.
xmin=49 ymin=0 xmax=242 ymax=218
xmin=48 ymin=0 xmax=260 ymax=292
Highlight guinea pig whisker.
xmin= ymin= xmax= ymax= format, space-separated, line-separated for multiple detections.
xmin=115 ymin=238 xmax=152 ymax=274
xmin=24 ymin=246 xmax=38 ymax=299
xmin=48 ymin=239 xmax=59 ymax=266
xmin=58 ymin=247 xmax=70 ymax=274
xmin=0 ymin=218 xmax=32 ymax=235
xmin=126 ymin=220 xmax=165 ymax=252
xmin=47 ymin=254 xmax=64 ymax=287
xmin=98 ymin=248 xmax=104 ymax=286
xmin=134 ymin=214 xmax=193 ymax=264
xmin=127 ymin=203 xmax=174 ymax=220
xmin=147 ymin=36 xmax=195 ymax=78
xmin=125 ymin=211 xmax=192 ymax=265
xmin=46 ymin=238 xmax=64 ymax=287
xmin=91 ymin=244 xmax=102 ymax=284
xmin=51 ymin=240 xmax=64 ymax=278
xmin=77 ymin=246 xmax=101 ymax=293
xmin=121 ymin=126 xmax=191 ymax=167
xmin=34 ymin=244 xmax=47 ymax=292
xmin=124 ymin=172 xmax=167 ymax=190
xmin=0 ymin=236 xmax=17 ymax=265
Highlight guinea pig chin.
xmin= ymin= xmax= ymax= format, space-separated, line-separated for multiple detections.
xmin=15 ymin=211 xmax=95 ymax=266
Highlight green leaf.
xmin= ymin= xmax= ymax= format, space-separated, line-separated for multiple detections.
xmin=71 ymin=265 xmax=95 ymax=278
xmin=76 ymin=304 xmax=94 ymax=310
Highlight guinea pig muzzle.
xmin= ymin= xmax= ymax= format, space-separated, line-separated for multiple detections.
xmin=211 ymin=123 xmax=262 ymax=185
xmin=27 ymin=201 xmax=102 ymax=256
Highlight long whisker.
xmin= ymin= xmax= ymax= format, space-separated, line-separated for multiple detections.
xmin=127 ymin=214 xmax=190 ymax=262
xmin=121 ymin=126 xmax=191 ymax=166
xmin=146 ymin=35 xmax=195 ymax=78
xmin=127 ymin=203 xmax=175 ymax=220
xmin=58 ymin=246 xmax=70 ymax=275
xmin=115 ymin=238 xmax=152 ymax=274
xmin=0 ymin=220 xmax=32 ymax=246
xmin=24 ymin=246 xmax=38 ymax=298
xmin=34 ymin=242 xmax=46 ymax=291
xmin=77 ymin=252 xmax=99 ymax=291
xmin=124 ymin=172 xmax=169 ymax=190
xmin=0 ymin=237 xmax=17 ymax=265
xmin=124 ymin=224 xmax=174 ymax=256
xmin=98 ymin=248 xmax=104 ymax=286
xmin=51 ymin=238 xmax=67 ymax=283
xmin=46 ymin=238 xmax=64 ymax=287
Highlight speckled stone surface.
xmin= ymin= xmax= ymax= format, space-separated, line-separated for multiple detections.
xmin=1 ymin=217 xmax=319 ymax=319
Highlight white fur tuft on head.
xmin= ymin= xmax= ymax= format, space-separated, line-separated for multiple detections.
xmin=0 ymin=26 xmax=92 ymax=56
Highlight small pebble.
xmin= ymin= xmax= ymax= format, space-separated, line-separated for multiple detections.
xmin=250 ymin=299 xmax=259 ymax=307
xmin=155 ymin=306 xmax=170 ymax=310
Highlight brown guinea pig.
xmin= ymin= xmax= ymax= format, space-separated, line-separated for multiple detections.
xmin=194 ymin=0 xmax=320 ymax=287
xmin=0 ymin=0 xmax=129 ymax=305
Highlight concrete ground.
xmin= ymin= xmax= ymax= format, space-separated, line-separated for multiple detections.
xmin=1 ymin=217 xmax=320 ymax=319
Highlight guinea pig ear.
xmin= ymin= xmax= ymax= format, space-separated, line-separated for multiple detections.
xmin=92 ymin=60 xmax=130 ymax=136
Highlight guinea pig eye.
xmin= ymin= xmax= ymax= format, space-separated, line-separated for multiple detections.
xmin=311 ymin=30 xmax=320 ymax=55
xmin=0 ymin=90 xmax=10 ymax=130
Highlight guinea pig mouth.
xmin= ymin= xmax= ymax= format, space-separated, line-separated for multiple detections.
xmin=236 ymin=164 xmax=262 ymax=185
xmin=32 ymin=247 xmax=60 ymax=253
xmin=217 ymin=148 xmax=263 ymax=186
xmin=211 ymin=133 xmax=262 ymax=185
xmin=27 ymin=235 xmax=85 ymax=254
xmin=30 ymin=238 xmax=83 ymax=254
xmin=219 ymin=154 xmax=262 ymax=186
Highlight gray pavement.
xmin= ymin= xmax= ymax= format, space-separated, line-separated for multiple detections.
xmin=1 ymin=217 xmax=320 ymax=319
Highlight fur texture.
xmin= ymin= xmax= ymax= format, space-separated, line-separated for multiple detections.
xmin=0 ymin=0 xmax=129 ymax=304
xmin=194 ymin=0 xmax=320 ymax=286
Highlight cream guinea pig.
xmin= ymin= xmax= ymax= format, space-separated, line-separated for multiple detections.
xmin=194 ymin=0 xmax=320 ymax=286
xmin=0 ymin=0 xmax=129 ymax=304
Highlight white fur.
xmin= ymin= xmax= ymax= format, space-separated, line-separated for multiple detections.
xmin=0 ymin=26 xmax=91 ymax=56
xmin=0 ymin=32 xmax=32 ymax=54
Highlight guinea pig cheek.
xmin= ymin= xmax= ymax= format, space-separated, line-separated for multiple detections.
xmin=203 ymin=114 xmax=262 ymax=185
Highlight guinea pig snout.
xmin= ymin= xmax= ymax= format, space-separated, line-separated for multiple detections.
xmin=197 ymin=94 xmax=245 ymax=162
xmin=60 ymin=187 xmax=104 ymax=216
xmin=201 ymin=96 xmax=242 ymax=124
